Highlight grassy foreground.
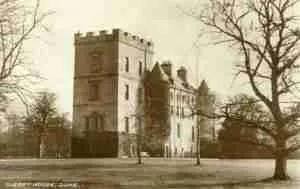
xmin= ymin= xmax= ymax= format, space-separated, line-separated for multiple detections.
xmin=0 ymin=158 xmax=299 ymax=188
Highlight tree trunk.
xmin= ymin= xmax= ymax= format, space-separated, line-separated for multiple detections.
xmin=137 ymin=144 xmax=142 ymax=164
xmin=36 ymin=134 xmax=41 ymax=158
xmin=273 ymin=139 xmax=289 ymax=180
xmin=273 ymin=155 xmax=289 ymax=180
xmin=137 ymin=126 xmax=142 ymax=164
xmin=196 ymin=126 xmax=200 ymax=166
xmin=39 ymin=135 xmax=46 ymax=158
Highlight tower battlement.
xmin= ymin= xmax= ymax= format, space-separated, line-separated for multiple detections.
xmin=74 ymin=29 xmax=154 ymax=50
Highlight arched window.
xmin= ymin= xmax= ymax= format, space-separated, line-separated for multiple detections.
xmin=89 ymin=113 xmax=98 ymax=130
xmin=86 ymin=113 xmax=105 ymax=132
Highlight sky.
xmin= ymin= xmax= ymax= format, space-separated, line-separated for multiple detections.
xmin=27 ymin=0 xmax=249 ymax=117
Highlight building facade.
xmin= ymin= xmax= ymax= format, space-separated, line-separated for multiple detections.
xmin=72 ymin=29 xmax=214 ymax=158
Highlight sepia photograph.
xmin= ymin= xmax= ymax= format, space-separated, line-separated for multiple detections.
xmin=0 ymin=0 xmax=300 ymax=188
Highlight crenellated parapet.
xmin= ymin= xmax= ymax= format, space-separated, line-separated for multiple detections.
xmin=74 ymin=29 xmax=154 ymax=51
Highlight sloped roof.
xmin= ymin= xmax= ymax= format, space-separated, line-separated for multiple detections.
xmin=198 ymin=80 xmax=209 ymax=94
xmin=150 ymin=62 xmax=170 ymax=82
xmin=149 ymin=62 xmax=196 ymax=92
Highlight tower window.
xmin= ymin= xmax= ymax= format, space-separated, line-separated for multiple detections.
xmin=89 ymin=82 xmax=100 ymax=101
xmin=125 ymin=57 xmax=129 ymax=72
xmin=139 ymin=61 xmax=143 ymax=75
xmin=125 ymin=117 xmax=129 ymax=133
xmin=90 ymin=51 xmax=103 ymax=73
xmin=125 ymin=84 xmax=129 ymax=100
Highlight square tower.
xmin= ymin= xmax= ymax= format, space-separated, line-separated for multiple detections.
xmin=72 ymin=29 xmax=154 ymax=157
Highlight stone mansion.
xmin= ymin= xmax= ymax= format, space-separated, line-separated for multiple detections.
xmin=72 ymin=29 xmax=215 ymax=158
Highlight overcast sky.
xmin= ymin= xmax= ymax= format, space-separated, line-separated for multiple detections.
xmin=28 ymin=0 xmax=250 ymax=116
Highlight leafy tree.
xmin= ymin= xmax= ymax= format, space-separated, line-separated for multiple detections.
xmin=50 ymin=113 xmax=71 ymax=158
xmin=5 ymin=113 xmax=24 ymax=157
xmin=218 ymin=95 xmax=273 ymax=158
xmin=189 ymin=0 xmax=300 ymax=180
xmin=24 ymin=91 xmax=57 ymax=158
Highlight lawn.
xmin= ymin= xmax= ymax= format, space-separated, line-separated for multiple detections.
xmin=0 ymin=158 xmax=299 ymax=188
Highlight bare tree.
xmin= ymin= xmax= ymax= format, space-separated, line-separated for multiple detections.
xmin=0 ymin=0 xmax=50 ymax=108
xmin=188 ymin=0 xmax=300 ymax=180
xmin=191 ymin=84 xmax=216 ymax=166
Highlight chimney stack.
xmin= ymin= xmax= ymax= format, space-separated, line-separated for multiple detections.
xmin=161 ymin=61 xmax=172 ymax=77
xmin=177 ymin=66 xmax=187 ymax=82
xmin=99 ymin=30 xmax=108 ymax=35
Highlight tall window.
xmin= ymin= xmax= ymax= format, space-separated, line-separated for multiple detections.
xmin=138 ymin=87 xmax=143 ymax=103
xmin=125 ymin=84 xmax=129 ymax=100
xmin=137 ymin=117 xmax=142 ymax=132
xmin=89 ymin=113 xmax=98 ymax=130
xmin=98 ymin=115 xmax=105 ymax=131
xmin=125 ymin=117 xmax=129 ymax=133
xmin=170 ymin=105 xmax=174 ymax=114
xmin=139 ymin=61 xmax=143 ymax=75
xmin=89 ymin=82 xmax=99 ymax=101
xmin=192 ymin=126 xmax=195 ymax=142
xmin=125 ymin=57 xmax=129 ymax=72
xmin=84 ymin=116 xmax=89 ymax=130
xmin=177 ymin=124 xmax=181 ymax=138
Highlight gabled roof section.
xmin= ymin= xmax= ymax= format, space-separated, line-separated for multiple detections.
xmin=150 ymin=62 xmax=170 ymax=82
xmin=198 ymin=80 xmax=209 ymax=94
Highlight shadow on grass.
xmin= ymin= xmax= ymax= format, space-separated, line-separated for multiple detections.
xmin=0 ymin=160 xmax=205 ymax=171
xmin=0 ymin=162 xmax=160 ymax=170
